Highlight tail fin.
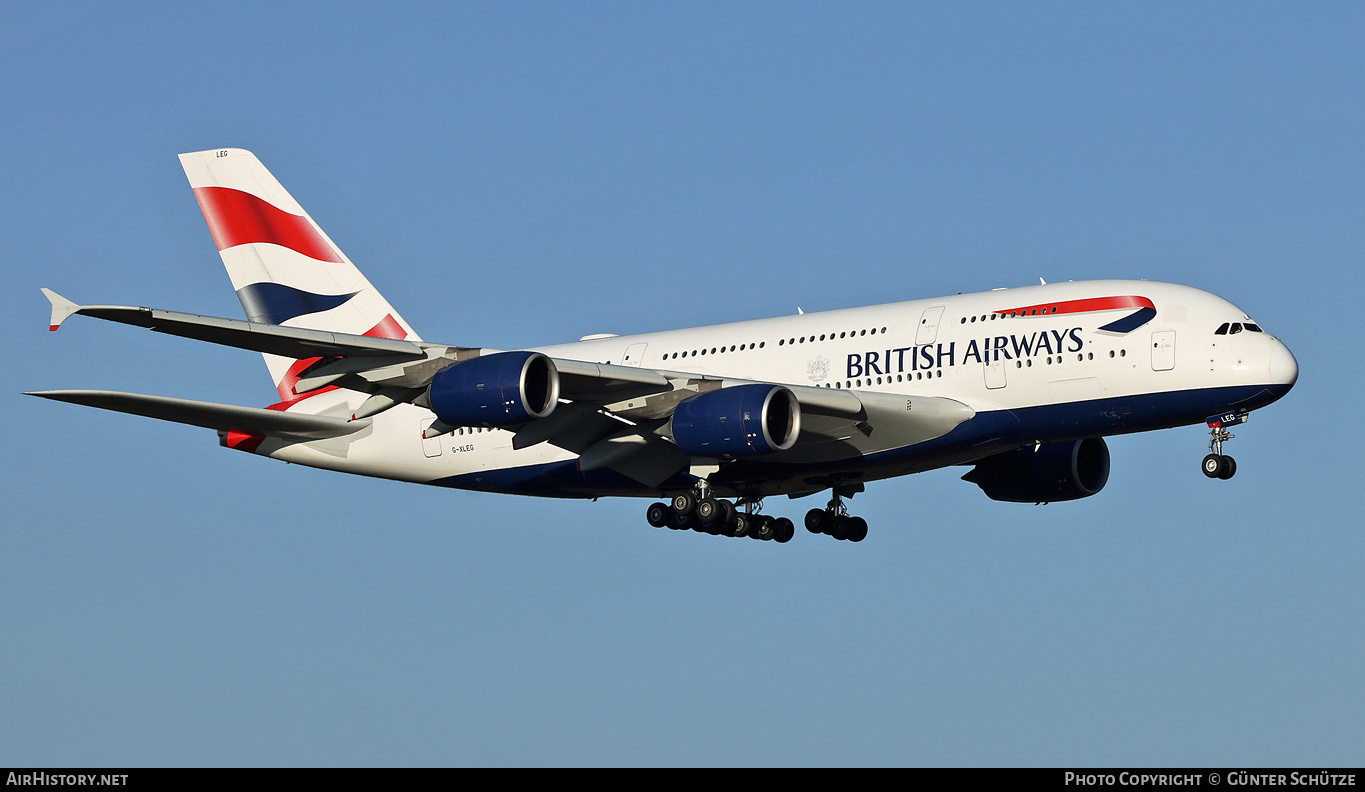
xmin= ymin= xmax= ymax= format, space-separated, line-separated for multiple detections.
xmin=178 ymin=148 xmax=421 ymax=397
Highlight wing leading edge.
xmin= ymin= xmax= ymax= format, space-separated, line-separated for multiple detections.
xmin=43 ymin=289 xmax=426 ymax=360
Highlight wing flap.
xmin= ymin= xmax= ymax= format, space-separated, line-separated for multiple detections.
xmin=26 ymin=390 xmax=369 ymax=439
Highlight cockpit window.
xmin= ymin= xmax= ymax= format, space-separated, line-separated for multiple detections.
xmin=1216 ymin=321 xmax=1264 ymax=335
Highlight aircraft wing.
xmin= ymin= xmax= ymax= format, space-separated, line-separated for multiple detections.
xmin=38 ymin=289 xmax=975 ymax=487
xmin=42 ymin=289 xmax=427 ymax=360
xmin=26 ymin=390 xmax=369 ymax=439
xmin=40 ymin=290 xmax=676 ymax=402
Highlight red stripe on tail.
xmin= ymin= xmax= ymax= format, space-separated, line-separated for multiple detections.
xmin=192 ymin=186 xmax=345 ymax=263
xmin=273 ymin=314 xmax=409 ymax=403
xmin=363 ymin=313 xmax=406 ymax=340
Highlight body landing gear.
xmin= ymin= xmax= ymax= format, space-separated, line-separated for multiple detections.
xmin=1202 ymin=411 xmax=1246 ymax=480
xmin=645 ymin=487 xmax=794 ymax=543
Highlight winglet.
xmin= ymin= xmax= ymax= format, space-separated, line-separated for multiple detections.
xmin=41 ymin=288 xmax=81 ymax=331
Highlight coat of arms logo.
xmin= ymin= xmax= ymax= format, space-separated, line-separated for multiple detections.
xmin=807 ymin=355 xmax=830 ymax=382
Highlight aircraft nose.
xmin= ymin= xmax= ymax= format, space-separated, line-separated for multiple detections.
xmin=1269 ymin=339 xmax=1298 ymax=390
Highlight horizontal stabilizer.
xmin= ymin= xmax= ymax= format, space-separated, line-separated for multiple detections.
xmin=26 ymin=390 xmax=369 ymax=439
xmin=39 ymin=290 xmax=426 ymax=360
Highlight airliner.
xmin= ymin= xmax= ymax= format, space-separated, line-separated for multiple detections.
xmin=29 ymin=149 xmax=1299 ymax=544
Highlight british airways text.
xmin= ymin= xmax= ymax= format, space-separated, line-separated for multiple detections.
xmin=846 ymin=328 xmax=1084 ymax=378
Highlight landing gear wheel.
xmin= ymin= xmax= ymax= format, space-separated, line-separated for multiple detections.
xmin=844 ymin=516 xmax=868 ymax=542
xmin=1218 ymin=455 xmax=1237 ymax=480
xmin=671 ymin=492 xmax=696 ymax=516
xmin=1202 ymin=454 xmax=1223 ymax=479
xmin=804 ymin=508 xmax=827 ymax=534
xmin=646 ymin=502 xmax=670 ymax=528
xmin=695 ymin=497 xmax=720 ymax=525
xmin=752 ymin=515 xmax=776 ymax=541
xmin=773 ymin=517 xmax=795 ymax=543
xmin=828 ymin=514 xmax=849 ymax=540
xmin=716 ymin=500 xmax=738 ymax=535
xmin=732 ymin=512 xmax=752 ymax=538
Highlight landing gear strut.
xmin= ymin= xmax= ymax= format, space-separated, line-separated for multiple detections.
xmin=1202 ymin=411 xmax=1246 ymax=480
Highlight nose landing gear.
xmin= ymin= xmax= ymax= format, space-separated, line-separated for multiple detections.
xmin=1202 ymin=411 xmax=1247 ymax=480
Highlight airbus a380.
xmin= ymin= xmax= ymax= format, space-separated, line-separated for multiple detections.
xmin=30 ymin=149 xmax=1299 ymax=544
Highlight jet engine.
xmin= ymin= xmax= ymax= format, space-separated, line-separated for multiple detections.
xmin=427 ymin=351 xmax=560 ymax=427
xmin=961 ymin=437 xmax=1110 ymax=503
xmin=670 ymin=384 xmax=801 ymax=458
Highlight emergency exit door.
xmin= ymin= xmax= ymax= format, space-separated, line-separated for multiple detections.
xmin=1151 ymin=330 xmax=1176 ymax=371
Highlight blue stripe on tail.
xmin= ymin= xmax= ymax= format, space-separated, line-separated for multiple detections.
xmin=236 ymin=282 xmax=359 ymax=325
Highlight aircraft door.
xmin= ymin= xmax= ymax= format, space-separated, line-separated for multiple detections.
xmin=984 ymin=356 xmax=1007 ymax=389
xmin=420 ymin=419 xmax=443 ymax=457
xmin=916 ymin=306 xmax=946 ymax=346
xmin=622 ymin=343 xmax=648 ymax=367
xmin=1151 ymin=330 xmax=1176 ymax=371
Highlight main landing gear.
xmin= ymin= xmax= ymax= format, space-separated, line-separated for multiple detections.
xmin=645 ymin=488 xmax=795 ymax=543
xmin=646 ymin=482 xmax=871 ymax=543
xmin=802 ymin=488 xmax=868 ymax=542
xmin=1201 ymin=411 xmax=1247 ymax=480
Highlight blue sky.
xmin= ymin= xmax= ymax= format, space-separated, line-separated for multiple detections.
xmin=2 ymin=3 xmax=1361 ymax=766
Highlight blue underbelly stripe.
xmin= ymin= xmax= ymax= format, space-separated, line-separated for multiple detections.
xmin=426 ymin=382 xmax=1290 ymax=498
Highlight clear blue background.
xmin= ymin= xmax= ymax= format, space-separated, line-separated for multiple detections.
xmin=2 ymin=2 xmax=1360 ymax=767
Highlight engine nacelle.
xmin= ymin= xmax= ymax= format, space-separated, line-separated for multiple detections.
xmin=427 ymin=351 xmax=559 ymax=427
xmin=961 ymin=437 xmax=1110 ymax=503
xmin=671 ymin=384 xmax=801 ymax=458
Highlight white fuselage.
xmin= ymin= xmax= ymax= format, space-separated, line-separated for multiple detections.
xmin=257 ymin=279 xmax=1297 ymax=499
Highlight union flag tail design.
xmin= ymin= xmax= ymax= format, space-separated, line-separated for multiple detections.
xmin=179 ymin=148 xmax=421 ymax=397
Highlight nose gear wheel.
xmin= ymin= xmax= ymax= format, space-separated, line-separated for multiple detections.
xmin=1201 ymin=413 xmax=1245 ymax=480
